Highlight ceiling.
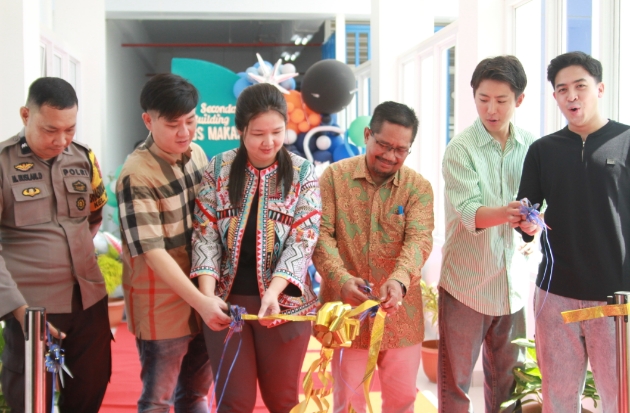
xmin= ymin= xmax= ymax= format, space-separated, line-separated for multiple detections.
xmin=139 ymin=19 xmax=324 ymax=45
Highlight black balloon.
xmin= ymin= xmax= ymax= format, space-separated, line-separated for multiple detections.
xmin=301 ymin=60 xmax=356 ymax=114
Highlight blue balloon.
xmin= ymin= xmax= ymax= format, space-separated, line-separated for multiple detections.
xmin=233 ymin=77 xmax=252 ymax=98
xmin=333 ymin=143 xmax=360 ymax=162
xmin=236 ymin=71 xmax=248 ymax=78
xmin=254 ymin=61 xmax=273 ymax=72
xmin=327 ymin=134 xmax=344 ymax=152
xmin=246 ymin=67 xmax=258 ymax=82
xmin=320 ymin=114 xmax=332 ymax=125
xmin=313 ymin=150 xmax=333 ymax=163
xmin=279 ymin=78 xmax=296 ymax=91
xmin=295 ymin=132 xmax=318 ymax=155
xmin=330 ymin=113 xmax=338 ymax=124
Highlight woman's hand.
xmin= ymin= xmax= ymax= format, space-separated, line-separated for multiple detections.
xmin=258 ymin=277 xmax=290 ymax=326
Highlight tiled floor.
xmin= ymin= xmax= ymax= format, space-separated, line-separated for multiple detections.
xmin=416 ymin=359 xmax=603 ymax=413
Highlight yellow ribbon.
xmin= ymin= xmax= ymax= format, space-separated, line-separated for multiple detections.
xmin=561 ymin=303 xmax=630 ymax=323
xmin=240 ymin=300 xmax=384 ymax=413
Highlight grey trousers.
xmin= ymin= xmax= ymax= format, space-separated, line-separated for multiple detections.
xmin=534 ymin=287 xmax=617 ymax=413
xmin=203 ymin=294 xmax=311 ymax=413
xmin=437 ymin=287 xmax=526 ymax=413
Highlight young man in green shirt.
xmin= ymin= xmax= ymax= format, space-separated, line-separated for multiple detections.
xmin=439 ymin=56 xmax=536 ymax=412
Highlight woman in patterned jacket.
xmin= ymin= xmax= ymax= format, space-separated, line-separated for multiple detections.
xmin=190 ymin=83 xmax=321 ymax=412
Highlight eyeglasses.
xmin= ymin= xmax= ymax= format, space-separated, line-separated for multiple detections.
xmin=369 ymin=130 xmax=411 ymax=158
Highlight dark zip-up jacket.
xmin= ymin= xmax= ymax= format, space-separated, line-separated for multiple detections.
xmin=517 ymin=120 xmax=630 ymax=301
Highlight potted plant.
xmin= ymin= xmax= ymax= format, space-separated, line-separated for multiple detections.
xmin=94 ymin=232 xmax=125 ymax=329
xmin=501 ymin=338 xmax=599 ymax=413
xmin=421 ymin=280 xmax=439 ymax=383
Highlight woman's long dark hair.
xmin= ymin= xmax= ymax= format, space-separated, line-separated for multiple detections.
xmin=229 ymin=83 xmax=293 ymax=208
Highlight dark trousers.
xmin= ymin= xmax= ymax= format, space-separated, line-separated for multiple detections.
xmin=1 ymin=287 xmax=112 ymax=413
xmin=203 ymin=295 xmax=311 ymax=413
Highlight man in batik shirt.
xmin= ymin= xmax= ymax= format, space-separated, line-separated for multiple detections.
xmin=313 ymin=101 xmax=434 ymax=413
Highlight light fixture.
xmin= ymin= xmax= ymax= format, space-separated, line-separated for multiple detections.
xmin=290 ymin=52 xmax=300 ymax=61
xmin=301 ymin=34 xmax=313 ymax=45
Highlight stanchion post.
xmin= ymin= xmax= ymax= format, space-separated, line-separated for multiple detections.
xmin=24 ymin=307 xmax=46 ymax=413
xmin=614 ymin=292 xmax=630 ymax=413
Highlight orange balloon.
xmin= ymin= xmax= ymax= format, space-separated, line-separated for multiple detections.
xmin=290 ymin=109 xmax=305 ymax=124
xmin=308 ymin=113 xmax=321 ymax=126
xmin=284 ymin=90 xmax=302 ymax=107
xmin=298 ymin=121 xmax=310 ymax=133
xmin=287 ymin=102 xmax=295 ymax=112
xmin=287 ymin=122 xmax=299 ymax=133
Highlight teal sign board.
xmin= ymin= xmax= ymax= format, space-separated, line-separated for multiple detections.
xmin=171 ymin=58 xmax=240 ymax=159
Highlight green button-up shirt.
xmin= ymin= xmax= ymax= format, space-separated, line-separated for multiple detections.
xmin=440 ymin=118 xmax=536 ymax=316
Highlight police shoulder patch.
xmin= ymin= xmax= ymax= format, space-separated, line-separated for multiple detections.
xmin=14 ymin=162 xmax=34 ymax=172
xmin=72 ymin=180 xmax=87 ymax=192
xmin=76 ymin=197 xmax=86 ymax=211
xmin=22 ymin=187 xmax=41 ymax=197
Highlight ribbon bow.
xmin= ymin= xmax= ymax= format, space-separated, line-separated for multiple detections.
xmin=519 ymin=198 xmax=550 ymax=229
xmin=518 ymin=198 xmax=554 ymax=317
xmin=45 ymin=323 xmax=73 ymax=409
xmin=292 ymin=300 xmax=385 ymax=413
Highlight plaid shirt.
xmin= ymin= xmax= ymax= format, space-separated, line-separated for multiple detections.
xmin=117 ymin=135 xmax=208 ymax=340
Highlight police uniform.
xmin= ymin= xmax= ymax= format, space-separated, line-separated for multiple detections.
xmin=0 ymin=131 xmax=111 ymax=413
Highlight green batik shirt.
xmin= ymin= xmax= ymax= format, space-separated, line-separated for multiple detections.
xmin=313 ymin=155 xmax=434 ymax=350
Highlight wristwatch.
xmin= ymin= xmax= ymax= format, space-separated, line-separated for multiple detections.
xmin=394 ymin=280 xmax=407 ymax=297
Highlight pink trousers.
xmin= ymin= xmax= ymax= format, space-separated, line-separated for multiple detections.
xmin=332 ymin=343 xmax=422 ymax=413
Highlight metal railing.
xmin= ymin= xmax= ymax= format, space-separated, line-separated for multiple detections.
xmin=24 ymin=307 xmax=45 ymax=413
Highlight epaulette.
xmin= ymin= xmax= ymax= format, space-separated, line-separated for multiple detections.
xmin=0 ymin=134 xmax=22 ymax=154
xmin=69 ymin=139 xmax=93 ymax=152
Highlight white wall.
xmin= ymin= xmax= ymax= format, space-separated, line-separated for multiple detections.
xmin=105 ymin=20 xmax=157 ymax=177
xmin=51 ymin=0 xmax=107 ymax=159
xmin=370 ymin=0 xmax=434 ymax=108
xmin=0 ymin=0 xmax=41 ymax=136
xmin=454 ymin=0 xmax=505 ymax=134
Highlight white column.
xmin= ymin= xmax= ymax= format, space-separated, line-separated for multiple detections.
xmin=454 ymin=0 xmax=506 ymax=133
xmin=370 ymin=0 xmax=433 ymax=109
xmin=618 ymin=0 xmax=630 ymax=125
xmin=335 ymin=14 xmax=346 ymax=64
xmin=0 ymin=0 xmax=41 ymax=135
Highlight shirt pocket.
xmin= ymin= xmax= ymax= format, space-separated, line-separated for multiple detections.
xmin=379 ymin=211 xmax=405 ymax=244
xmin=11 ymin=182 xmax=52 ymax=226
xmin=64 ymin=176 xmax=92 ymax=217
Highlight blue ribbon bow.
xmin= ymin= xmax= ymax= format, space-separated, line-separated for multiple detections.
xmin=210 ymin=303 xmax=246 ymax=412
xmin=45 ymin=323 xmax=73 ymax=407
xmin=519 ymin=198 xmax=554 ymax=317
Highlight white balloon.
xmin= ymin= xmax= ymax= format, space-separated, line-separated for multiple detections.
xmin=281 ymin=63 xmax=296 ymax=74
xmin=93 ymin=232 xmax=109 ymax=255
xmin=285 ymin=129 xmax=298 ymax=145
xmin=316 ymin=135 xmax=332 ymax=151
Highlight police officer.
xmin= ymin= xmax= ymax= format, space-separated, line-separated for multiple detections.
xmin=0 ymin=77 xmax=111 ymax=413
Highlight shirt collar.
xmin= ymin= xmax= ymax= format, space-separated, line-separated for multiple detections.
xmin=352 ymin=155 xmax=400 ymax=187
xmin=472 ymin=118 xmax=525 ymax=147
xmin=144 ymin=133 xmax=192 ymax=166
xmin=18 ymin=128 xmax=71 ymax=158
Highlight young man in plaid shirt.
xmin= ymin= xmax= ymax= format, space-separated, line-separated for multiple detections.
xmin=117 ymin=74 xmax=230 ymax=412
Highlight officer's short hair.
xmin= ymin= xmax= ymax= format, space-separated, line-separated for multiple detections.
xmin=26 ymin=77 xmax=78 ymax=110
xmin=470 ymin=55 xmax=527 ymax=98
xmin=140 ymin=74 xmax=199 ymax=121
